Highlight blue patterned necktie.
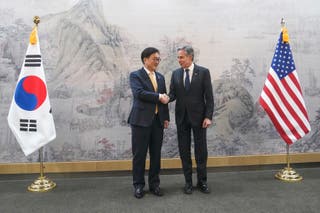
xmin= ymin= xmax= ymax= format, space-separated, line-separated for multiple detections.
xmin=185 ymin=69 xmax=190 ymax=91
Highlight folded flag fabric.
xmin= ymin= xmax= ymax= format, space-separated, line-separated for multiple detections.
xmin=259 ymin=27 xmax=311 ymax=145
xmin=7 ymin=26 xmax=56 ymax=156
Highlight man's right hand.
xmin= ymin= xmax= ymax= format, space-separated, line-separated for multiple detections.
xmin=159 ymin=94 xmax=170 ymax=104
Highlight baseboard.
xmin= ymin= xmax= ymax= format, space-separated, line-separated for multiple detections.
xmin=0 ymin=153 xmax=319 ymax=174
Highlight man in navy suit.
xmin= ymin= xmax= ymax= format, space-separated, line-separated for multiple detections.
xmin=169 ymin=46 xmax=214 ymax=194
xmin=128 ymin=47 xmax=170 ymax=199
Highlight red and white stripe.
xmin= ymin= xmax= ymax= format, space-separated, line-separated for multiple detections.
xmin=259 ymin=68 xmax=311 ymax=144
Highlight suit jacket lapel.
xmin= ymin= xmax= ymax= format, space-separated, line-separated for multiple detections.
xmin=190 ymin=64 xmax=199 ymax=87
xmin=155 ymin=72 xmax=161 ymax=92
xmin=140 ymin=68 xmax=155 ymax=92
xmin=179 ymin=68 xmax=184 ymax=91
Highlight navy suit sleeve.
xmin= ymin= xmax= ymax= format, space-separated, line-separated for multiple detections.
xmin=203 ymin=68 xmax=214 ymax=119
xmin=168 ymin=71 xmax=176 ymax=102
xmin=162 ymin=77 xmax=170 ymax=121
xmin=130 ymin=72 xmax=159 ymax=103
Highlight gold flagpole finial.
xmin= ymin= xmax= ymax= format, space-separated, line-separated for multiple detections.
xmin=33 ymin=16 xmax=40 ymax=26
xmin=280 ymin=18 xmax=289 ymax=43
xmin=30 ymin=16 xmax=40 ymax=45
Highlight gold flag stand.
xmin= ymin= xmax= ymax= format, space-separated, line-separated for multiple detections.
xmin=28 ymin=147 xmax=57 ymax=192
xmin=275 ymin=144 xmax=303 ymax=182
xmin=27 ymin=16 xmax=56 ymax=192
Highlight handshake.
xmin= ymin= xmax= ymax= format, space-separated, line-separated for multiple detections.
xmin=159 ymin=93 xmax=170 ymax=104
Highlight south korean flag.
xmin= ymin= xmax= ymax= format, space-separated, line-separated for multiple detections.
xmin=7 ymin=26 xmax=56 ymax=156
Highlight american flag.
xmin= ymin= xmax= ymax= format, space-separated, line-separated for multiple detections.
xmin=259 ymin=28 xmax=311 ymax=145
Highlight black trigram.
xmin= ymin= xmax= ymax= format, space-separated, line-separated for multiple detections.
xmin=24 ymin=55 xmax=41 ymax=67
xmin=20 ymin=119 xmax=37 ymax=132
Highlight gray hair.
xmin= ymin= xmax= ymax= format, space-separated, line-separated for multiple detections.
xmin=177 ymin=45 xmax=194 ymax=61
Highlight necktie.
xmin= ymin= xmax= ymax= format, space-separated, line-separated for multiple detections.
xmin=185 ymin=69 xmax=190 ymax=91
xmin=149 ymin=72 xmax=158 ymax=92
xmin=149 ymin=72 xmax=158 ymax=114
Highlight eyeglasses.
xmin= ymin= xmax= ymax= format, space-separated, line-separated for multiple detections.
xmin=151 ymin=58 xmax=161 ymax=62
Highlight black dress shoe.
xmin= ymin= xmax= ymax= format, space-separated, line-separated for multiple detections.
xmin=150 ymin=187 xmax=163 ymax=196
xmin=197 ymin=183 xmax=210 ymax=194
xmin=184 ymin=183 xmax=193 ymax=194
xmin=134 ymin=187 xmax=144 ymax=199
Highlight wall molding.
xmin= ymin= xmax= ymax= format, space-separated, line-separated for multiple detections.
xmin=0 ymin=153 xmax=319 ymax=174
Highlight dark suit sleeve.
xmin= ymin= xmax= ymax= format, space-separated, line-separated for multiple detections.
xmin=168 ymin=71 xmax=176 ymax=102
xmin=162 ymin=78 xmax=170 ymax=121
xmin=204 ymin=69 xmax=214 ymax=119
xmin=130 ymin=72 xmax=159 ymax=103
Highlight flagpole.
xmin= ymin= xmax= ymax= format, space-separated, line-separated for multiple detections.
xmin=286 ymin=144 xmax=290 ymax=169
xmin=27 ymin=16 xmax=57 ymax=192
xmin=281 ymin=17 xmax=285 ymax=28
xmin=39 ymin=147 xmax=44 ymax=178
xmin=273 ymin=18 xmax=303 ymax=182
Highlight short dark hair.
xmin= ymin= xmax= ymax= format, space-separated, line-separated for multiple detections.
xmin=141 ymin=47 xmax=159 ymax=64
xmin=177 ymin=45 xmax=194 ymax=61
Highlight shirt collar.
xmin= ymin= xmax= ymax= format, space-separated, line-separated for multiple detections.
xmin=185 ymin=63 xmax=194 ymax=71
xmin=144 ymin=67 xmax=155 ymax=75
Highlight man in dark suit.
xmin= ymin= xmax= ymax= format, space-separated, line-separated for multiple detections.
xmin=169 ymin=46 xmax=214 ymax=194
xmin=128 ymin=47 xmax=170 ymax=199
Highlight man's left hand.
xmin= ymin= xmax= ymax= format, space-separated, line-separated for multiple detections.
xmin=202 ymin=118 xmax=212 ymax=128
xmin=164 ymin=120 xmax=169 ymax=129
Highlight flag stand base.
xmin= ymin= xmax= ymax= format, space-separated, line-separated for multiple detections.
xmin=275 ymin=167 xmax=303 ymax=182
xmin=28 ymin=176 xmax=56 ymax=192
xmin=275 ymin=144 xmax=303 ymax=182
xmin=28 ymin=147 xmax=56 ymax=192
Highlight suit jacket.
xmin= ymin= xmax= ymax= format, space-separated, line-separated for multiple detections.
xmin=169 ymin=64 xmax=214 ymax=127
xmin=128 ymin=68 xmax=169 ymax=127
